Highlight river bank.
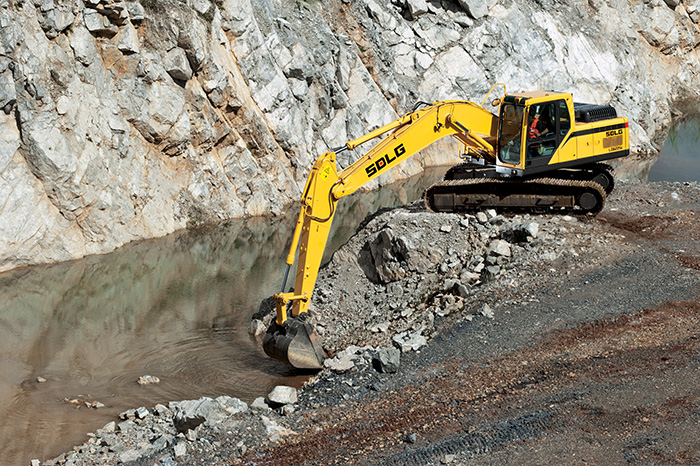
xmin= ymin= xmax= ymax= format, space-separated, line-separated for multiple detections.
xmin=0 ymin=168 xmax=447 ymax=466
xmin=38 ymin=179 xmax=700 ymax=465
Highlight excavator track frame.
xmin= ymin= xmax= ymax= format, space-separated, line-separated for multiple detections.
xmin=444 ymin=162 xmax=614 ymax=193
xmin=424 ymin=177 xmax=607 ymax=215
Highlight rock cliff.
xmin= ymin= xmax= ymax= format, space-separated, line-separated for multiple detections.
xmin=1 ymin=0 xmax=699 ymax=271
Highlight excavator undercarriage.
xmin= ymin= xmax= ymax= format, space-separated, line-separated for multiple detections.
xmin=425 ymin=163 xmax=614 ymax=215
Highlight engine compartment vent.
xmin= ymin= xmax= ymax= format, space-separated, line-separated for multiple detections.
xmin=574 ymin=103 xmax=618 ymax=123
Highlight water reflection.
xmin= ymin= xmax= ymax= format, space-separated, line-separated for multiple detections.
xmin=0 ymin=166 xmax=447 ymax=465
xmin=648 ymin=117 xmax=700 ymax=182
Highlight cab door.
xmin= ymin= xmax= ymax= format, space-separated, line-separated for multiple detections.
xmin=524 ymin=100 xmax=570 ymax=173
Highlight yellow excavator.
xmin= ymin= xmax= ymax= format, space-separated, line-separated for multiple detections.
xmin=262 ymin=84 xmax=629 ymax=369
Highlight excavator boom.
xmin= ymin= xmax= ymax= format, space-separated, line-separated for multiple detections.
xmin=263 ymin=100 xmax=499 ymax=368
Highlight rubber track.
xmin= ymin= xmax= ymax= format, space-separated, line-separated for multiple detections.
xmin=373 ymin=408 xmax=560 ymax=466
xmin=424 ymin=177 xmax=607 ymax=215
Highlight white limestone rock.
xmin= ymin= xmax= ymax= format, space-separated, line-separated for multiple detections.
xmin=84 ymin=9 xmax=118 ymax=37
xmin=487 ymin=239 xmax=511 ymax=258
xmin=393 ymin=332 xmax=428 ymax=352
xmin=0 ymin=70 xmax=15 ymax=111
xmin=406 ymin=0 xmax=429 ymax=19
xmin=164 ymin=47 xmax=193 ymax=81
xmin=115 ymin=21 xmax=140 ymax=54
xmin=457 ymin=0 xmax=489 ymax=19
xmin=267 ymin=386 xmax=298 ymax=406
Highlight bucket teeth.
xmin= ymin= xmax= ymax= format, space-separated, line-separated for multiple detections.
xmin=262 ymin=315 xmax=325 ymax=370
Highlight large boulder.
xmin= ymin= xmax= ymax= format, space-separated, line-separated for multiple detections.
xmin=172 ymin=396 xmax=248 ymax=432
xmin=358 ymin=227 xmax=443 ymax=283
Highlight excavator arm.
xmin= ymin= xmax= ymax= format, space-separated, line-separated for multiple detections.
xmin=263 ymin=100 xmax=498 ymax=369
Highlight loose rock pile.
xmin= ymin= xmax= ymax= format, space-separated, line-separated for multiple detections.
xmin=42 ymin=391 xmax=296 ymax=465
xmin=249 ymin=199 xmax=618 ymax=367
xmin=295 ymin=203 xmax=551 ymax=355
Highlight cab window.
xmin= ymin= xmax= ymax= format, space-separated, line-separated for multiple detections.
xmin=559 ymin=101 xmax=571 ymax=136
xmin=526 ymin=102 xmax=557 ymax=158
xmin=498 ymin=103 xmax=524 ymax=165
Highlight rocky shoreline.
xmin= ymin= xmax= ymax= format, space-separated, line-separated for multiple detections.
xmin=35 ymin=179 xmax=700 ymax=466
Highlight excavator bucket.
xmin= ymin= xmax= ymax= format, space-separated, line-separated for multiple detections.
xmin=262 ymin=315 xmax=325 ymax=370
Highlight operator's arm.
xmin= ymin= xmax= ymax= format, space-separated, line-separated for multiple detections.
xmin=531 ymin=120 xmax=548 ymax=138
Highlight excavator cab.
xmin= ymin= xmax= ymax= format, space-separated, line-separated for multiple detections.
xmin=496 ymin=92 xmax=577 ymax=175
xmin=494 ymin=91 xmax=626 ymax=178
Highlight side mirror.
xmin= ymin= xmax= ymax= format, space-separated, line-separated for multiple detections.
xmin=491 ymin=98 xmax=501 ymax=107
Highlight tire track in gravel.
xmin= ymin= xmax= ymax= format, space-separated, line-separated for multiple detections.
xmin=375 ymin=408 xmax=561 ymax=466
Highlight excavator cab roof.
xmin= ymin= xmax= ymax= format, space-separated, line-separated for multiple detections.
xmin=504 ymin=90 xmax=572 ymax=105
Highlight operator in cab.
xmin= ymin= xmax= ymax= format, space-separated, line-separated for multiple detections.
xmin=528 ymin=112 xmax=548 ymax=139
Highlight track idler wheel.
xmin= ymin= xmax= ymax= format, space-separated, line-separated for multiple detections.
xmin=575 ymin=183 xmax=606 ymax=214
xmin=262 ymin=313 xmax=325 ymax=370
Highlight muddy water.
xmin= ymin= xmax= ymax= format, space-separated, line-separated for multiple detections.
xmin=0 ymin=167 xmax=446 ymax=466
xmin=648 ymin=117 xmax=700 ymax=182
